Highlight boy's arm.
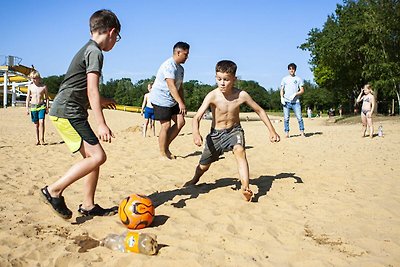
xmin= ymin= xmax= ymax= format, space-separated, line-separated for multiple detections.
xmin=26 ymin=85 xmax=31 ymax=115
xmin=296 ymin=85 xmax=305 ymax=96
xmin=178 ymin=83 xmax=185 ymax=103
xmin=280 ymin=85 xmax=286 ymax=105
xmin=166 ymin=78 xmax=186 ymax=114
xmin=192 ymin=93 xmax=212 ymax=146
xmin=87 ymin=72 xmax=114 ymax=142
xmin=289 ymin=85 xmax=305 ymax=101
xmin=44 ymin=85 xmax=49 ymax=112
xmin=141 ymin=94 xmax=147 ymax=115
xmin=243 ymin=91 xmax=280 ymax=142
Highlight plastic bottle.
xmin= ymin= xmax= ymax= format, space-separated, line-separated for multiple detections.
xmin=378 ymin=125 xmax=383 ymax=137
xmin=100 ymin=231 xmax=158 ymax=255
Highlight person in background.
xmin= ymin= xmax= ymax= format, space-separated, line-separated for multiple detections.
xmin=356 ymin=83 xmax=375 ymax=138
xmin=149 ymin=42 xmax=190 ymax=159
xmin=26 ymin=70 xmax=49 ymax=145
xmin=280 ymin=63 xmax=305 ymax=138
xmin=140 ymin=82 xmax=156 ymax=137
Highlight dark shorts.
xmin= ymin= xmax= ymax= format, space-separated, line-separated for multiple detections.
xmin=69 ymin=118 xmax=99 ymax=146
xmin=152 ymin=103 xmax=180 ymax=121
xmin=50 ymin=116 xmax=99 ymax=153
xmin=199 ymin=124 xmax=245 ymax=165
xmin=144 ymin=107 xmax=155 ymax=120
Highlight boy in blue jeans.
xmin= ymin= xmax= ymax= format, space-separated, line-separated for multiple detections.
xmin=280 ymin=63 xmax=305 ymax=138
xmin=41 ymin=9 xmax=121 ymax=219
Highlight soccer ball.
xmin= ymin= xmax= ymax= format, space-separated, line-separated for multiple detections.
xmin=118 ymin=194 xmax=155 ymax=230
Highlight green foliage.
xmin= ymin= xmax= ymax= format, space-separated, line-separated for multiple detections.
xmin=183 ymin=80 xmax=214 ymax=111
xmin=300 ymin=0 xmax=400 ymax=113
xmin=236 ymin=80 xmax=272 ymax=112
xmin=100 ymin=77 xmax=154 ymax=106
xmin=42 ymin=75 xmax=64 ymax=95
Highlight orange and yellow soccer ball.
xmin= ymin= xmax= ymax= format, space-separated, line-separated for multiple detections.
xmin=118 ymin=194 xmax=155 ymax=230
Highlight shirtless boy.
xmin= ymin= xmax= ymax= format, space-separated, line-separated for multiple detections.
xmin=26 ymin=70 xmax=49 ymax=145
xmin=183 ymin=60 xmax=280 ymax=201
xmin=141 ymin=82 xmax=156 ymax=137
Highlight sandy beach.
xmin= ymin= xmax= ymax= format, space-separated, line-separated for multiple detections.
xmin=0 ymin=107 xmax=399 ymax=267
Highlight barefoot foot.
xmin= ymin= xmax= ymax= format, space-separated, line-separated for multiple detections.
xmin=242 ymin=188 xmax=253 ymax=202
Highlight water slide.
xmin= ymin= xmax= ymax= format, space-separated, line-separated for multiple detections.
xmin=0 ymin=64 xmax=57 ymax=100
xmin=1 ymin=62 xmax=140 ymax=111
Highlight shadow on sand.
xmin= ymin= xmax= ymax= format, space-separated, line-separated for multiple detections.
xmin=148 ymin=172 xmax=303 ymax=208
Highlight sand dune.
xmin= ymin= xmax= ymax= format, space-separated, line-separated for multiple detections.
xmin=0 ymin=107 xmax=399 ymax=266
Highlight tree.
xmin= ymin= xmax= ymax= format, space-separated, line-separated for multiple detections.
xmin=42 ymin=75 xmax=64 ymax=95
xmin=300 ymin=0 xmax=400 ymax=114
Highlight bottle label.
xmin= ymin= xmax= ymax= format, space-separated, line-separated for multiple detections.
xmin=124 ymin=231 xmax=140 ymax=253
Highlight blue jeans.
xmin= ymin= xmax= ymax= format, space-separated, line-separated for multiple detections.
xmin=283 ymin=101 xmax=304 ymax=133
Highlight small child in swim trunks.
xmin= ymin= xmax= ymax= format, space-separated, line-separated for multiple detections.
xmin=26 ymin=70 xmax=49 ymax=145
xmin=141 ymin=82 xmax=156 ymax=137
xmin=183 ymin=60 xmax=280 ymax=201
xmin=356 ymin=84 xmax=375 ymax=138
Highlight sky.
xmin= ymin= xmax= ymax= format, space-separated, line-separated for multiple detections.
xmin=1 ymin=0 xmax=341 ymax=90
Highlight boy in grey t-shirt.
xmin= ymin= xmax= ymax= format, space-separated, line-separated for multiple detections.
xmin=41 ymin=9 xmax=121 ymax=219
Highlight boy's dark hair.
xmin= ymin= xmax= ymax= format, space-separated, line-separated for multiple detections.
xmin=173 ymin=41 xmax=190 ymax=52
xmin=90 ymin=9 xmax=121 ymax=34
xmin=288 ymin=63 xmax=297 ymax=70
xmin=216 ymin=60 xmax=237 ymax=75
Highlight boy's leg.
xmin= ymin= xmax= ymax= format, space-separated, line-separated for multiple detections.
xmin=143 ymin=119 xmax=148 ymax=137
xmin=38 ymin=119 xmax=45 ymax=144
xmin=183 ymin=163 xmax=210 ymax=187
xmin=31 ymin=110 xmax=40 ymax=145
xmin=158 ymin=120 xmax=173 ymax=158
xmin=166 ymin=114 xmax=185 ymax=153
xmin=154 ymin=104 xmax=183 ymax=159
xmin=293 ymin=102 xmax=305 ymax=136
xmin=151 ymin=120 xmax=156 ymax=136
xmin=283 ymin=103 xmax=290 ymax=137
xmin=233 ymin=144 xmax=253 ymax=201
xmin=47 ymin=142 xmax=106 ymax=198
xmin=34 ymin=121 xmax=40 ymax=145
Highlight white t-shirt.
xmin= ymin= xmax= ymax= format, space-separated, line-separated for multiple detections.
xmin=149 ymin=57 xmax=184 ymax=107
xmin=281 ymin=75 xmax=303 ymax=103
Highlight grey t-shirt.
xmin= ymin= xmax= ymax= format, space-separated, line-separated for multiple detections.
xmin=50 ymin=40 xmax=103 ymax=119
